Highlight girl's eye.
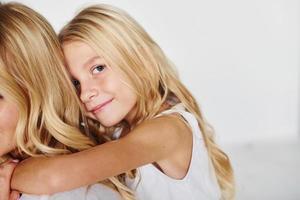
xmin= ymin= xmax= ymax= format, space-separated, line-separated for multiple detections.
xmin=92 ymin=65 xmax=105 ymax=74
xmin=72 ymin=79 xmax=81 ymax=91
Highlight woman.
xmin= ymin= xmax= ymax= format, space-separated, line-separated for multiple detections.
xmin=0 ymin=2 xmax=132 ymax=200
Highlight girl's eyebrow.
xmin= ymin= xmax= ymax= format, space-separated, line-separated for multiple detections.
xmin=83 ymin=56 xmax=102 ymax=68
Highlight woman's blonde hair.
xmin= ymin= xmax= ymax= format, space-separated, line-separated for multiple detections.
xmin=0 ymin=2 xmax=132 ymax=199
xmin=59 ymin=4 xmax=235 ymax=199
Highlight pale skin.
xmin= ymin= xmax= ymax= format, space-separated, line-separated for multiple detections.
xmin=11 ymin=41 xmax=193 ymax=194
xmin=0 ymin=160 xmax=19 ymax=200
xmin=0 ymin=94 xmax=20 ymax=200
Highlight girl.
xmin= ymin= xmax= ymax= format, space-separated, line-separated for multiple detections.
xmin=0 ymin=2 xmax=132 ymax=200
xmin=12 ymin=4 xmax=235 ymax=200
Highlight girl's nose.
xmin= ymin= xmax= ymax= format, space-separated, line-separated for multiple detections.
xmin=80 ymin=87 xmax=99 ymax=103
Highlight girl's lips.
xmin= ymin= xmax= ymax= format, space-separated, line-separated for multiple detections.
xmin=90 ymin=99 xmax=113 ymax=114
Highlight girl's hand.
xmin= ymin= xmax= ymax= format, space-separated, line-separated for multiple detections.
xmin=0 ymin=159 xmax=20 ymax=200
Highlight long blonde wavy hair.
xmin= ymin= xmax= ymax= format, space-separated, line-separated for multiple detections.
xmin=59 ymin=4 xmax=235 ymax=199
xmin=0 ymin=2 xmax=133 ymax=199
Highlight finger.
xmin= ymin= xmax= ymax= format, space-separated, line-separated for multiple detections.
xmin=0 ymin=161 xmax=19 ymax=200
xmin=0 ymin=160 xmax=19 ymax=180
xmin=0 ymin=178 xmax=10 ymax=200
xmin=0 ymin=159 xmax=19 ymax=167
xmin=0 ymin=160 xmax=19 ymax=172
xmin=0 ymin=155 xmax=11 ymax=165
xmin=9 ymin=190 xmax=20 ymax=200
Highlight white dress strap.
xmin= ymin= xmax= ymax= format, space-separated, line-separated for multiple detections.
xmin=155 ymin=103 xmax=202 ymax=140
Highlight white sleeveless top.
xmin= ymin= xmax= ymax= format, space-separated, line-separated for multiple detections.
xmin=20 ymin=184 xmax=122 ymax=200
xmin=126 ymin=104 xmax=221 ymax=200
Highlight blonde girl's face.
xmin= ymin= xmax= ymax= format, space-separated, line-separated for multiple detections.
xmin=63 ymin=41 xmax=137 ymax=127
xmin=0 ymin=94 xmax=18 ymax=156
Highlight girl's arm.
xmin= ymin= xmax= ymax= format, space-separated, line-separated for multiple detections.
xmin=11 ymin=115 xmax=192 ymax=195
